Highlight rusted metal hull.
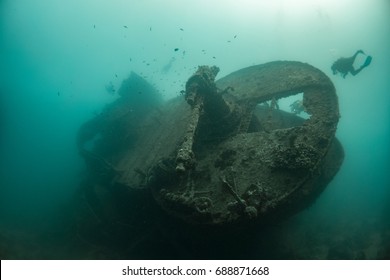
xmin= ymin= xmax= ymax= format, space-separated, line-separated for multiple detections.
xmin=78 ymin=61 xmax=344 ymax=227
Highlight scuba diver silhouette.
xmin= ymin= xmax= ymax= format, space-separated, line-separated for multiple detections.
xmin=331 ymin=50 xmax=372 ymax=78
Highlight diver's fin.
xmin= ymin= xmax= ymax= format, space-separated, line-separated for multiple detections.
xmin=362 ymin=55 xmax=372 ymax=68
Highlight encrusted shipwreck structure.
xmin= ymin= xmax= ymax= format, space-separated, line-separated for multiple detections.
xmin=78 ymin=61 xmax=344 ymax=228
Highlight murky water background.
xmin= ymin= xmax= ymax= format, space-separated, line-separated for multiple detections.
xmin=1 ymin=0 xmax=389 ymax=259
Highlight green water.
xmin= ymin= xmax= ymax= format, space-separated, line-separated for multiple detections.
xmin=0 ymin=0 xmax=389 ymax=259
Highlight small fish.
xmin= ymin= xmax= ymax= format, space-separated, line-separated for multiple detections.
xmin=234 ymin=35 xmax=237 ymax=38
xmin=115 ymin=74 xmax=118 ymax=78
xmin=180 ymin=28 xmax=184 ymax=31
xmin=149 ymin=27 xmax=152 ymax=31
xmin=93 ymin=24 xmax=96 ymax=29
xmin=57 ymin=91 xmax=60 ymax=96
xmin=174 ymin=48 xmax=179 ymax=52
xmin=212 ymin=56 xmax=216 ymax=59
xmin=227 ymin=40 xmax=231 ymax=43
xmin=123 ymin=25 xmax=128 ymax=28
